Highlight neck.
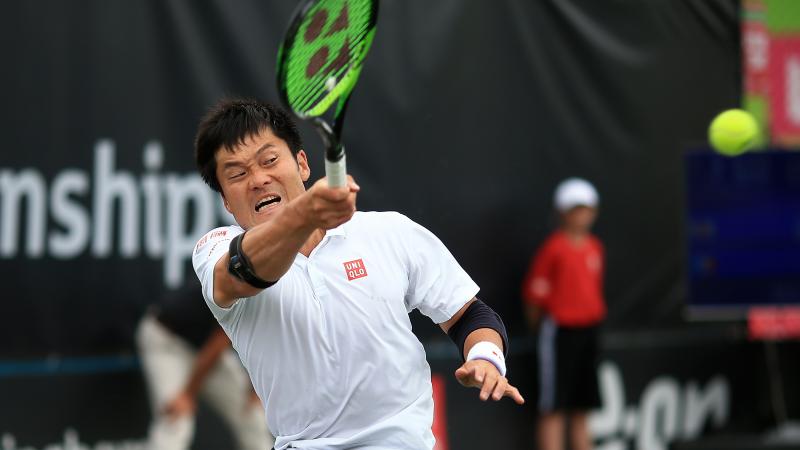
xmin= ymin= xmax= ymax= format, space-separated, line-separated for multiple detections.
xmin=562 ymin=227 xmax=589 ymax=241
xmin=299 ymin=228 xmax=326 ymax=257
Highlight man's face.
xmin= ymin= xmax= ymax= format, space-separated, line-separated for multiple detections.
xmin=215 ymin=127 xmax=310 ymax=230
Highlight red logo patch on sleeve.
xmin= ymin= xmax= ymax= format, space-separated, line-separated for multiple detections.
xmin=343 ymin=258 xmax=368 ymax=281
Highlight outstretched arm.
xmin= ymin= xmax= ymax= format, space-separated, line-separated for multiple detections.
xmin=440 ymin=298 xmax=525 ymax=405
xmin=213 ymin=177 xmax=359 ymax=307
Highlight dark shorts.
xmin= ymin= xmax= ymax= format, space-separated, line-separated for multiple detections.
xmin=537 ymin=317 xmax=601 ymax=412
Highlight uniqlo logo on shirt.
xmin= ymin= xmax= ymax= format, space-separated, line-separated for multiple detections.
xmin=343 ymin=258 xmax=368 ymax=281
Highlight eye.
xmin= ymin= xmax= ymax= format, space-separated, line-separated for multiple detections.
xmin=261 ymin=156 xmax=278 ymax=166
xmin=228 ymin=171 xmax=245 ymax=180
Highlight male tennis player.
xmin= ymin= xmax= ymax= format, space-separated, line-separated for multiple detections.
xmin=192 ymin=98 xmax=524 ymax=449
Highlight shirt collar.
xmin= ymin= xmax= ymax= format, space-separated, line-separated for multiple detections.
xmin=325 ymin=223 xmax=347 ymax=238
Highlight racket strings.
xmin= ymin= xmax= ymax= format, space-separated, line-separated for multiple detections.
xmin=288 ymin=35 xmax=370 ymax=113
xmin=286 ymin=26 xmax=371 ymax=112
xmin=282 ymin=1 xmax=375 ymax=115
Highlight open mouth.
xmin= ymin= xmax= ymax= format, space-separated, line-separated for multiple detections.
xmin=255 ymin=195 xmax=281 ymax=212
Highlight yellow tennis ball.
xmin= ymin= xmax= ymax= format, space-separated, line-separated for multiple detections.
xmin=708 ymin=109 xmax=759 ymax=156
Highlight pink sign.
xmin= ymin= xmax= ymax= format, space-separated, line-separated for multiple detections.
xmin=769 ymin=36 xmax=800 ymax=145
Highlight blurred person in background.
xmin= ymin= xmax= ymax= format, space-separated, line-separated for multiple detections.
xmin=522 ymin=178 xmax=606 ymax=450
xmin=135 ymin=278 xmax=273 ymax=450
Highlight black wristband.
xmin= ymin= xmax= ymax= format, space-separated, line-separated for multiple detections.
xmin=227 ymin=232 xmax=277 ymax=289
xmin=446 ymin=299 xmax=509 ymax=361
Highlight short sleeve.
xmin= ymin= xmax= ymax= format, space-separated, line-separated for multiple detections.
xmin=521 ymin=237 xmax=557 ymax=308
xmin=594 ymin=237 xmax=606 ymax=288
xmin=192 ymin=225 xmax=244 ymax=321
xmin=396 ymin=214 xmax=479 ymax=324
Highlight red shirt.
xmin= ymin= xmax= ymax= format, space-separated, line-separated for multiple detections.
xmin=522 ymin=231 xmax=606 ymax=326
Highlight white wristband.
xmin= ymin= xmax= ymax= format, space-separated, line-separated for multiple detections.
xmin=466 ymin=341 xmax=506 ymax=377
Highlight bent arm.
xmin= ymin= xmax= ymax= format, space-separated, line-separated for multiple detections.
xmin=441 ymin=298 xmax=524 ymax=404
xmin=440 ymin=298 xmax=505 ymax=359
xmin=183 ymin=327 xmax=231 ymax=398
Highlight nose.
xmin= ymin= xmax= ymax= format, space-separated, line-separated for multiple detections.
xmin=249 ymin=167 xmax=273 ymax=189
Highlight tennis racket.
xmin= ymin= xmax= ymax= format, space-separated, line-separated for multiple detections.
xmin=277 ymin=0 xmax=379 ymax=188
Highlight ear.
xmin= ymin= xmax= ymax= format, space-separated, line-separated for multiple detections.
xmin=221 ymin=193 xmax=232 ymax=214
xmin=296 ymin=150 xmax=311 ymax=182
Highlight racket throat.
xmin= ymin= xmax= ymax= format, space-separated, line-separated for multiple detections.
xmin=313 ymin=118 xmax=347 ymax=187
xmin=313 ymin=118 xmax=345 ymax=162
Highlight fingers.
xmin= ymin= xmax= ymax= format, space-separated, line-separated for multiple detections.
xmin=506 ymin=385 xmax=526 ymax=405
xmin=454 ymin=363 xmax=486 ymax=388
xmin=454 ymin=366 xmax=468 ymax=383
xmin=490 ymin=376 xmax=507 ymax=401
xmin=479 ymin=373 xmax=497 ymax=401
xmin=480 ymin=376 xmax=525 ymax=404
xmin=454 ymin=360 xmax=526 ymax=404
xmin=307 ymin=176 xmax=359 ymax=228
xmin=313 ymin=177 xmax=360 ymax=198
xmin=346 ymin=175 xmax=360 ymax=193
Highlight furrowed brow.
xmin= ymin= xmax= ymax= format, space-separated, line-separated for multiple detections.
xmin=221 ymin=142 xmax=276 ymax=171
xmin=255 ymin=143 xmax=275 ymax=156
xmin=222 ymin=160 xmax=245 ymax=171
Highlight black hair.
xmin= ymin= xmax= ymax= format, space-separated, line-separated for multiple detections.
xmin=194 ymin=98 xmax=303 ymax=193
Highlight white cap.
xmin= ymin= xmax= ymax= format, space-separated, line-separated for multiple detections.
xmin=554 ymin=178 xmax=598 ymax=212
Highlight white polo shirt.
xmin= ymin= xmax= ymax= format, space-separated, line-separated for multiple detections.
xmin=192 ymin=211 xmax=479 ymax=450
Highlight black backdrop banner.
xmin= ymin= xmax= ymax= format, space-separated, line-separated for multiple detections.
xmin=0 ymin=1 xmax=739 ymax=354
xmin=0 ymin=0 xmax=753 ymax=447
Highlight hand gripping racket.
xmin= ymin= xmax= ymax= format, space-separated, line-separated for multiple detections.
xmin=277 ymin=0 xmax=378 ymax=188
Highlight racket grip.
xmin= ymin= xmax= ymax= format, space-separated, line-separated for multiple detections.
xmin=325 ymin=155 xmax=347 ymax=188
